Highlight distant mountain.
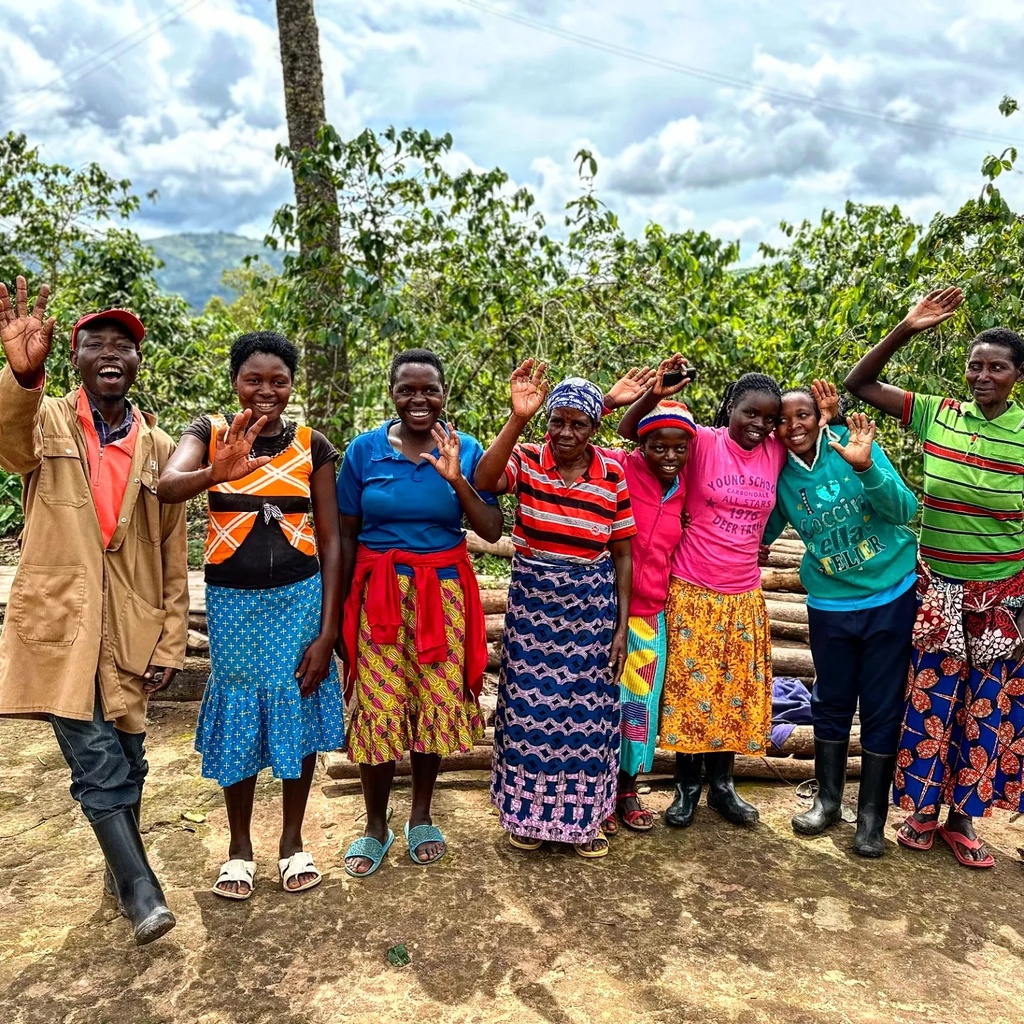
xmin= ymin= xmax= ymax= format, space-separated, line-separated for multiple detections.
xmin=149 ymin=232 xmax=285 ymax=311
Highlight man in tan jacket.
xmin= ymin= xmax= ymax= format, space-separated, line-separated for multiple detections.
xmin=0 ymin=277 xmax=188 ymax=945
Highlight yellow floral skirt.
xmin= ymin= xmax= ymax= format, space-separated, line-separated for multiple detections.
xmin=659 ymin=577 xmax=772 ymax=755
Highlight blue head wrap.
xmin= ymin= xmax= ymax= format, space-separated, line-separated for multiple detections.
xmin=545 ymin=377 xmax=603 ymax=424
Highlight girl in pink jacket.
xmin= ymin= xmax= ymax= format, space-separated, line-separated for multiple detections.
xmin=604 ymin=397 xmax=697 ymax=832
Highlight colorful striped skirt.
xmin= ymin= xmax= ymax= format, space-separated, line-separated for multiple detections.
xmin=195 ymin=574 xmax=346 ymax=788
xmin=619 ymin=613 xmax=668 ymax=776
xmin=894 ymin=646 xmax=1024 ymax=818
xmin=660 ymin=577 xmax=773 ymax=755
xmin=490 ymin=553 xmax=620 ymax=844
xmin=346 ymin=572 xmax=484 ymax=765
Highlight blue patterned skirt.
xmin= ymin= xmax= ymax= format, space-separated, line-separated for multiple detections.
xmin=195 ymin=574 xmax=346 ymax=788
xmin=490 ymin=553 xmax=620 ymax=844
xmin=894 ymin=646 xmax=1024 ymax=818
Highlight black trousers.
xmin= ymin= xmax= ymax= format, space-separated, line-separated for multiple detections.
xmin=806 ymin=585 xmax=917 ymax=754
xmin=49 ymin=691 xmax=147 ymax=823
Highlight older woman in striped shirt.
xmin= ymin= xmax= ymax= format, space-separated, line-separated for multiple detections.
xmin=475 ymin=360 xmax=638 ymax=859
xmin=846 ymin=286 xmax=1024 ymax=869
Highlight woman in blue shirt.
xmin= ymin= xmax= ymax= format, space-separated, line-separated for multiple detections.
xmin=337 ymin=348 xmax=503 ymax=877
xmin=763 ymin=381 xmax=918 ymax=857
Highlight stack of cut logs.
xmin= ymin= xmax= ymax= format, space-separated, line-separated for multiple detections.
xmin=158 ymin=529 xmax=860 ymax=782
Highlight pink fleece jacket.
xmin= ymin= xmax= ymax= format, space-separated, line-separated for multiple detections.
xmin=605 ymin=448 xmax=686 ymax=618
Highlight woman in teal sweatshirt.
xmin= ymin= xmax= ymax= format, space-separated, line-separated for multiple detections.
xmin=763 ymin=382 xmax=918 ymax=857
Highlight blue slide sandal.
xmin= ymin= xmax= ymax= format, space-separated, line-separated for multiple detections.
xmin=343 ymin=828 xmax=395 ymax=878
xmin=405 ymin=822 xmax=446 ymax=865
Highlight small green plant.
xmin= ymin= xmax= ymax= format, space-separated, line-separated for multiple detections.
xmin=0 ymin=470 xmax=23 ymax=536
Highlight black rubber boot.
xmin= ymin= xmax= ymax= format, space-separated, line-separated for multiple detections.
xmin=853 ymin=750 xmax=896 ymax=858
xmin=705 ymin=751 xmax=759 ymax=825
xmin=92 ymin=809 xmax=175 ymax=946
xmin=664 ymin=753 xmax=703 ymax=828
xmin=104 ymin=796 xmax=141 ymax=905
xmin=792 ymin=738 xmax=848 ymax=836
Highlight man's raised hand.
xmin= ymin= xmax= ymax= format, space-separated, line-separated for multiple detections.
xmin=0 ymin=277 xmax=55 ymax=382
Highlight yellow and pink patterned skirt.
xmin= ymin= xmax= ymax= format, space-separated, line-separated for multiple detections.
xmin=346 ymin=573 xmax=484 ymax=765
xmin=659 ymin=577 xmax=773 ymax=755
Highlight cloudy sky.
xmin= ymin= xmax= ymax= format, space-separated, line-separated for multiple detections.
xmin=5 ymin=0 xmax=1023 ymax=251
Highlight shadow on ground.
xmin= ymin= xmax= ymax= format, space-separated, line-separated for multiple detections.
xmin=2 ymin=705 xmax=1024 ymax=1024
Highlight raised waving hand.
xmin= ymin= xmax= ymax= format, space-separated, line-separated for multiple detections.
xmin=510 ymin=358 xmax=549 ymax=421
xmin=605 ymin=366 xmax=656 ymax=409
xmin=420 ymin=422 xmax=464 ymax=482
xmin=0 ymin=277 xmax=56 ymax=382
xmin=827 ymin=413 xmax=876 ymax=472
xmin=903 ymin=286 xmax=963 ymax=334
xmin=209 ymin=409 xmax=273 ymax=484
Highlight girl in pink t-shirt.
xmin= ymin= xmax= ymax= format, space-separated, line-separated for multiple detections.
xmin=620 ymin=365 xmax=784 ymax=831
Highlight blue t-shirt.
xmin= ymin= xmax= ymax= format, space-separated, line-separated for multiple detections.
xmin=337 ymin=421 xmax=497 ymax=566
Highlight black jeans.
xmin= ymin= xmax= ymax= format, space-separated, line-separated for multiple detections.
xmin=806 ymin=585 xmax=917 ymax=754
xmin=50 ymin=692 xmax=148 ymax=823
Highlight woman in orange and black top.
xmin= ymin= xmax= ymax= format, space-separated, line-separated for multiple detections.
xmin=159 ymin=331 xmax=344 ymax=900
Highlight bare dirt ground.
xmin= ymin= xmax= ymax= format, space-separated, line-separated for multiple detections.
xmin=2 ymin=704 xmax=1024 ymax=1024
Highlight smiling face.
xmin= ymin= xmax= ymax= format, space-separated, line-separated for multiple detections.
xmin=641 ymin=427 xmax=691 ymax=484
xmin=70 ymin=323 xmax=141 ymax=403
xmin=390 ymin=361 xmax=445 ymax=434
xmin=232 ymin=352 xmax=293 ymax=429
xmin=728 ymin=390 xmax=780 ymax=450
xmin=776 ymin=392 xmax=820 ymax=461
xmin=547 ymin=406 xmax=598 ymax=466
xmin=965 ymin=341 xmax=1024 ymax=413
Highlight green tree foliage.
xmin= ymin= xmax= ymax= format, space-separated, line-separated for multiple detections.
xmin=0 ymin=133 xmax=236 ymax=534
xmin=3 ymin=98 xmax=1024 ymax=537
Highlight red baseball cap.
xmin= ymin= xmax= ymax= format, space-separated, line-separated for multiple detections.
xmin=70 ymin=309 xmax=146 ymax=350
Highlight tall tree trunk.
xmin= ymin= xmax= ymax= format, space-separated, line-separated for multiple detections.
xmin=274 ymin=0 xmax=346 ymax=431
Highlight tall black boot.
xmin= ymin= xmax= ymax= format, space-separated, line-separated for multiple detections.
xmin=104 ymin=796 xmax=141 ymax=903
xmin=92 ymin=809 xmax=175 ymax=946
xmin=705 ymin=751 xmax=759 ymax=825
xmin=792 ymin=738 xmax=848 ymax=835
xmin=853 ymin=750 xmax=896 ymax=858
xmin=664 ymin=753 xmax=703 ymax=828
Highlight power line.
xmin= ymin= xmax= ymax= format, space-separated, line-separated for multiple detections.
xmin=0 ymin=0 xmax=206 ymax=122
xmin=457 ymin=0 xmax=1020 ymax=149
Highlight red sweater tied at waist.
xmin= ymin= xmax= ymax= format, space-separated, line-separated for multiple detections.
xmin=342 ymin=540 xmax=487 ymax=702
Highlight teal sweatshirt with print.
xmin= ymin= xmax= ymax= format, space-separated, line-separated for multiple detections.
xmin=763 ymin=427 xmax=919 ymax=606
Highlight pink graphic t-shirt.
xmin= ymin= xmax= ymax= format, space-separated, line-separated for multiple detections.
xmin=670 ymin=425 xmax=785 ymax=595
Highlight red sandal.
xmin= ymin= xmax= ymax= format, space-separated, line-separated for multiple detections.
xmin=896 ymin=815 xmax=939 ymax=851
xmin=938 ymin=825 xmax=995 ymax=869
xmin=601 ymin=814 xmax=618 ymax=836
xmin=616 ymin=792 xmax=654 ymax=833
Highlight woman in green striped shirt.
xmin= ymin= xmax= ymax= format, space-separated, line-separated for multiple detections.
xmin=846 ymin=286 xmax=1024 ymax=869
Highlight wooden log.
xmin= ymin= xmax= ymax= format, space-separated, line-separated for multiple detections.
xmin=480 ymin=588 xmax=509 ymax=615
xmin=187 ymin=629 xmax=209 ymax=652
xmin=466 ymin=532 xmax=515 ymax=558
xmin=773 ymin=724 xmax=862 ymax=758
xmin=763 ymin=590 xmax=807 ymax=605
xmin=769 ymin=538 xmax=806 ymax=554
xmin=770 ymin=645 xmax=814 ymax=677
xmin=323 ymin=747 xmax=861 ymax=781
xmin=770 ymin=620 xmax=809 ymax=643
xmin=764 ymin=600 xmax=808 ymax=624
xmin=760 ymin=567 xmax=805 ymax=593
xmin=765 ymin=551 xmax=803 ymax=570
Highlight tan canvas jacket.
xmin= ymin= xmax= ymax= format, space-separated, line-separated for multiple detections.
xmin=0 ymin=365 xmax=188 ymax=733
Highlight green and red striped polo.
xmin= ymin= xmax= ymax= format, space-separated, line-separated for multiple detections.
xmin=903 ymin=391 xmax=1024 ymax=581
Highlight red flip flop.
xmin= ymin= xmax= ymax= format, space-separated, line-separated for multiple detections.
xmin=938 ymin=825 xmax=996 ymax=869
xmin=896 ymin=815 xmax=939 ymax=851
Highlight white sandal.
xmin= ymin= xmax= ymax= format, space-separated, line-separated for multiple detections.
xmin=278 ymin=851 xmax=322 ymax=893
xmin=212 ymin=859 xmax=256 ymax=900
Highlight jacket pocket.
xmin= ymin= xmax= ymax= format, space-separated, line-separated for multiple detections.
xmin=112 ymin=590 xmax=168 ymax=677
xmin=38 ymin=437 xmax=89 ymax=507
xmin=10 ymin=564 xmax=85 ymax=644
xmin=135 ymin=474 xmax=163 ymax=544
